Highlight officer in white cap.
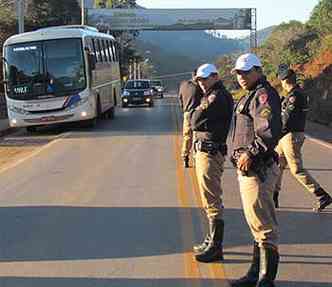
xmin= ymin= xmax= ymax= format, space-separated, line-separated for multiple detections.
xmin=191 ymin=63 xmax=234 ymax=262
xmin=230 ymin=54 xmax=282 ymax=287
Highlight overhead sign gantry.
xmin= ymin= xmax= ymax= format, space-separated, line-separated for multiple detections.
xmin=83 ymin=1 xmax=257 ymax=48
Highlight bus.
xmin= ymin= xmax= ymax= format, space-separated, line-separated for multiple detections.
xmin=2 ymin=25 xmax=121 ymax=132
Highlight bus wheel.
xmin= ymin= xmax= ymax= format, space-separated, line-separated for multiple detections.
xmin=82 ymin=117 xmax=97 ymax=129
xmin=26 ymin=126 xmax=37 ymax=133
xmin=97 ymin=96 xmax=102 ymax=119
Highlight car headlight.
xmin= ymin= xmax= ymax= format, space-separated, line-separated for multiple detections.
xmin=122 ymin=90 xmax=130 ymax=96
xmin=157 ymin=88 xmax=163 ymax=92
xmin=123 ymin=98 xmax=128 ymax=103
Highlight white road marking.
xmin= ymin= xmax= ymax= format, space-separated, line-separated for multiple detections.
xmin=0 ymin=132 xmax=72 ymax=175
xmin=305 ymin=134 xmax=332 ymax=150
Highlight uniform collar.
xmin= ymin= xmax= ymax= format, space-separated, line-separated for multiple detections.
xmin=205 ymin=80 xmax=224 ymax=95
xmin=249 ymin=76 xmax=268 ymax=91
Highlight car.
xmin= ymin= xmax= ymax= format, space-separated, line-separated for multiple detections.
xmin=150 ymin=80 xmax=165 ymax=98
xmin=121 ymin=80 xmax=154 ymax=107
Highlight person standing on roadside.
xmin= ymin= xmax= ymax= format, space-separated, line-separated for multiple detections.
xmin=230 ymin=53 xmax=281 ymax=287
xmin=191 ymin=63 xmax=234 ymax=263
xmin=178 ymin=70 xmax=202 ymax=168
xmin=273 ymin=64 xmax=332 ymax=212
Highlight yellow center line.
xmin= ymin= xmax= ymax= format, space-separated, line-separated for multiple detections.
xmin=170 ymin=99 xmax=202 ymax=286
xmin=171 ymin=97 xmax=230 ymax=286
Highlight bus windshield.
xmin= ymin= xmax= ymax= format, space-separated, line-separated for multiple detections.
xmin=4 ymin=38 xmax=86 ymax=100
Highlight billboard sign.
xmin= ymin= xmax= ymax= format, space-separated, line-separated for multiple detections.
xmin=87 ymin=8 xmax=252 ymax=31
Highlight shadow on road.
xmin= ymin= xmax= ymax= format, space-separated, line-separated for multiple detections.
xmin=0 ymin=277 xmax=330 ymax=287
xmin=0 ymin=206 xmax=330 ymax=262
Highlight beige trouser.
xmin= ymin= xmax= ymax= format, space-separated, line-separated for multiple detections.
xmin=275 ymin=132 xmax=320 ymax=194
xmin=181 ymin=112 xmax=193 ymax=158
xmin=195 ymin=150 xmax=225 ymax=220
xmin=237 ymin=163 xmax=280 ymax=247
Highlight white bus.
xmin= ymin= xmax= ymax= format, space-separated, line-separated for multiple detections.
xmin=2 ymin=25 xmax=121 ymax=132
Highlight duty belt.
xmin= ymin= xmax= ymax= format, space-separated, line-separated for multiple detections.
xmin=195 ymin=140 xmax=227 ymax=156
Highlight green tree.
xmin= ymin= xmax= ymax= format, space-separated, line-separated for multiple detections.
xmin=27 ymin=0 xmax=80 ymax=28
xmin=308 ymin=0 xmax=332 ymax=35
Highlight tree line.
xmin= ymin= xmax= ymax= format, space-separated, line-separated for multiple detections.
xmin=217 ymin=0 xmax=332 ymax=124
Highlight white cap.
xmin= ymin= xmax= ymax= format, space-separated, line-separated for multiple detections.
xmin=233 ymin=53 xmax=262 ymax=72
xmin=195 ymin=64 xmax=218 ymax=79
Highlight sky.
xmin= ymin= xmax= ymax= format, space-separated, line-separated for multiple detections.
xmin=136 ymin=0 xmax=320 ymax=37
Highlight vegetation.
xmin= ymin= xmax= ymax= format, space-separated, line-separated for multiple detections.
xmin=218 ymin=0 xmax=332 ymax=123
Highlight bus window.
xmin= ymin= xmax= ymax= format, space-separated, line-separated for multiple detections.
xmin=92 ymin=38 xmax=99 ymax=62
xmin=105 ymin=41 xmax=110 ymax=62
xmin=108 ymin=41 xmax=114 ymax=62
xmin=97 ymin=39 xmax=104 ymax=62
xmin=112 ymin=42 xmax=117 ymax=62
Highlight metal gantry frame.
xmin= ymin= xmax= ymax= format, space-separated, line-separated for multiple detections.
xmin=250 ymin=8 xmax=257 ymax=50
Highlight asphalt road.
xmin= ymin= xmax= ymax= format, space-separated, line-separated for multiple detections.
xmin=0 ymin=95 xmax=331 ymax=287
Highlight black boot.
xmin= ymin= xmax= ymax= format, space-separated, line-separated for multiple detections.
xmin=183 ymin=156 xmax=190 ymax=168
xmin=193 ymin=233 xmax=211 ymax=253
xmin=256 ymin=245 xmax=279 ymax=287
xmin=195 ymin=219 xmax=224 ymax=262
xmin=231 ymin=242 xmax=260 ymax=287
xmin=313 ymin=188 xmax=332 ymax=212
xmin=273 ymin=192 xmax=279 ymax=209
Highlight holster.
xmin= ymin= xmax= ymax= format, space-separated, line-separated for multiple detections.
xmin=231 ymin=149 xmax=277 ymax=182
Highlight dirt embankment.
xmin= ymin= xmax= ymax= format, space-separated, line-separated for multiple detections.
xmin=299 ymin=50 xmax=332 ymax=125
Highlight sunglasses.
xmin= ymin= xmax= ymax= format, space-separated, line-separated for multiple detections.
xmin=235 ymin=68 xmax=254 ymax=76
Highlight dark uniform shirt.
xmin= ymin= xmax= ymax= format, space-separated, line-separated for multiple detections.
xmin=191 ymin=80 xmax=234 ymax=143
xmin=230 ymin=77 xmax=282 ymax=160
xmin=281 ymin=85 xmax=308 ymax=136
xmin=178 ymin=80 xmax=201 ymax=113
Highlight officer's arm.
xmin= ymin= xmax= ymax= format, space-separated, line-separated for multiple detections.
xmin=246 ymin=89 xmax=282 ymax=157
xmin=186 ymin=85 xmax=201 ymax=112
xmin=178 ymin=86 xmax=184 ymax=111
xmin=191 ymin=92 xmax=233 ymax=131
xmin=191 ymin=99 xmax=208 ymax=131
xmin=281 ymin=91 xmax=300 ymax=127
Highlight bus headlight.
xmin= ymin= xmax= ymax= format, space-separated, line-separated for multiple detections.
xmin=123 ymin=98 xmax=128 ymax=103
xmin=81 ymin=111 xmax=88 ymax=117
xmin=145 ymin=98 xmax=151 ymax=102
xmin=66 ymin=96 xmax=88 ymax=111
xmin=8 ymin=105 xmax=29 ymax=115
xmin=11 ymin=119 xmax=17 ymax=125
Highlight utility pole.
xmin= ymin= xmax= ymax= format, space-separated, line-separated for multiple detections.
xmin=81 ymin=0 xmax=85 ymax=25
xmin=133 ymin=60 xmax=137 ymax=80
xmin=17 ymin=0 xmax=24 ymax=34
xmin=129 ymin=60 xmax=132 ymax=80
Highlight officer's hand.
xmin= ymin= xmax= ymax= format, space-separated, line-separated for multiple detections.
xmin=237 ymin=152 xmax=252 ymax=172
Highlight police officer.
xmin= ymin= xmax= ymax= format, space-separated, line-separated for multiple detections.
xmin=274 ymin=64 xmax=332 ymax=212
xmin=191 ymin=64 xmax=234 ymax=262
xmin=178 ymin=71 xmax=202 ymax=168
xmin=230 ymin=54 xmax=281 ymax=287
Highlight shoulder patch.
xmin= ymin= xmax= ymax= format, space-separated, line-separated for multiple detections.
xmin=260 ymin=107 xmax=272 ymax=119
xmin=288 ymin=104 xmax=295 ymax=111
xmin=288 ymin=96 xmax=296 ymax=103
xmin=207 ymin=94 xmax=217 ymax=104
